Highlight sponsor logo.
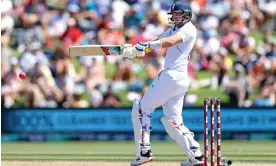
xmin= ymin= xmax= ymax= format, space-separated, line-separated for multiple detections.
xmin=102 ymin=47 xmax=120 ymax=55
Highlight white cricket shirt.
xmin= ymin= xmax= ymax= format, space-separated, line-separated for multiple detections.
xmin=160 ymin=22 xmax=197 ymax=73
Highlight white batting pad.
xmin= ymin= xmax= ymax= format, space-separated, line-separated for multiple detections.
xmin=131 ymin=99 xmax=152 ymax=156
xmin=131 ymin=99 xmax=142 ymax=157
xmin=140 ymin=112 xmax=151 ymax=153
xmin=181 ymin=124 xmax=201 ymax=153
xmin=161 ymin=117 xmax=198 ymax=160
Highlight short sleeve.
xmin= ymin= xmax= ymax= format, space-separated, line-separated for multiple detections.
xmin=177 ymin=31 xmax=192 ymax=42
xmin=176 ymin=23 xmax=197 ymax=42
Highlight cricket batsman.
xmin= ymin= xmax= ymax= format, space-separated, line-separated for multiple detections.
xmin=122 ymin=1 xmax=204 ymax=166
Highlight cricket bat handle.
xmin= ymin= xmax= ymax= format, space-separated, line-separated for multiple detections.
xmin=145 ymin=47 xmax=152 ymax=53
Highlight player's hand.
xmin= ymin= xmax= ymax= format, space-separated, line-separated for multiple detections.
xmin=122 ymin=46 xmax=137 ymax=60
xmin=122 ymin=42 xmax=152 ymax=60
xmin=135 ymin=42 xmax=152 ymax=57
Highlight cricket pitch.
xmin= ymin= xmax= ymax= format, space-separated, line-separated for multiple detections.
xmin=2 ymin=161 xmax=276 ymax=166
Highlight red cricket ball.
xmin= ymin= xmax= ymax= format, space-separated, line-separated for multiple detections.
xmin=19 ymin=72 xmax=26 ymax=80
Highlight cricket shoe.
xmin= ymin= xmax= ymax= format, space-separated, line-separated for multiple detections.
xmin=180 ymin=155 xmax=205 ymax=166
xmin=130 ymin=150 xmax=154 ymax=166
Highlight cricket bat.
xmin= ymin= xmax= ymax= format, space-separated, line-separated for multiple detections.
xmin=69 ymin=44 xmax=151 ymax=57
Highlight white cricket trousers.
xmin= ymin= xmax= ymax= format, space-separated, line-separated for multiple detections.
xmin=135 ymin=69 xmax=192 ymax=155
xmin=140 ymin=69 xmax=190 ymax=124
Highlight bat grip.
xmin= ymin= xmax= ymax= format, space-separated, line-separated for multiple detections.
xmin=145 ymin=47 xmax=152 ymax=53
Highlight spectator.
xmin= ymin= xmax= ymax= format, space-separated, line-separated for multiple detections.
xmin=145 ymin=61 xmax=160 ymax=87
xmin=60 ymin=17 xmax=82 ymax=48
xmin=224 ymin=64 xmax=247 ymax=107
xmin=20 ymin=41 xmax=49 ymax=72
xmin=195 ymin=29 xmax=220 ymax=70
xmin=114 ymin=59 xmax=136 ymax=82
xmin=71 ymin=92 xmax=89 ymax=108
xmin=1 ymin=64 xmax=22 ymax=108
xmin=103 ymin=85 xmax=123 ymax=108
xmin=90 ymin=85 xmax=104 ymax=108
xmin=210 ymin=47 xmax=231 ymax=89
xmin=1 ymin=0 xmax=14 ymax=34
xmin=85 ymin=58 xmax=105 ymax=91
xmin=232 ymin=30 xmax=256 ymax=65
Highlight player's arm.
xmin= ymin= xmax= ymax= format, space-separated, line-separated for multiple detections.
xmin=153 ymin=33 xmax=184 ymax=48
xmin=122 ymin=33 xmax=184 ymax=59
xmin=122 ymin=29 xmax=190 ymax=59
xmin=143 ymin=28 xmax=183 ymax=48
xmin=147 ymin=27 xmax=193 ymax=49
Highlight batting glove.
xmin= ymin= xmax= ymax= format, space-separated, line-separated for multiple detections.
xmin=134 ymin=42 xmax=152 ymax=57
xmin=122 ymin=46 xmax=137 ymax=60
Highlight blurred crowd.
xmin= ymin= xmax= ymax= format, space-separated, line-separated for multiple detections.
xmin=1 ymin=0 xmax=276 ymax=108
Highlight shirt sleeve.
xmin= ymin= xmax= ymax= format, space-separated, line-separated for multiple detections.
xmin=177 ymin=30 xmax=193 ymax=42
xmin=176 ymin=24 xmax=196 ymax=42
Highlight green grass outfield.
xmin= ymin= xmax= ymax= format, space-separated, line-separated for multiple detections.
xmin=2 ymin=141 xmax=276 ymax=164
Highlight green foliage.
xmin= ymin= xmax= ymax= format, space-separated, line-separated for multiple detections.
xmin=188 ymin=88 xmax=229 ymax=106
xmin=72 ymin=59 xmax=82 ymax=73
xmin=104 ymin=62 xmax=116 ymax=80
